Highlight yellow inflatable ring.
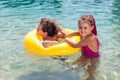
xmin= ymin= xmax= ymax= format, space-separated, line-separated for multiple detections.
xmin=24 ymin=29 xmax=81 ymax=56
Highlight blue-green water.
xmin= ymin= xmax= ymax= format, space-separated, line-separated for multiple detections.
xmin=0 ymin=0 xmax=120 ymax=80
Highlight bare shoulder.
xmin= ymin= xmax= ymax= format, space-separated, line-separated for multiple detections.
xmin=42 ymin=40 xmax=59 ymax=47
xmin=88 ymin=35 xmax=99 ymax=51
xmin=86 ymin=34 xmax=97 ymax=43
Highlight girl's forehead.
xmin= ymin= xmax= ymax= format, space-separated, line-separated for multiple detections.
xmin=79 ymin=22 xmax=91 ymax=27
xmin=79 ymin=20 xmax=91 ymax=25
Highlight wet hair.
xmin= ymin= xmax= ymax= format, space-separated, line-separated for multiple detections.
xmin=78 ymin=14 xmax=97 ymax=35
xmin=39 ymin=18 xmax=59 ymax=37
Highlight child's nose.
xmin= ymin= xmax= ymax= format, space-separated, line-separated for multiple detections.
xmin=81 ymin=29 xmax=84 ymax=33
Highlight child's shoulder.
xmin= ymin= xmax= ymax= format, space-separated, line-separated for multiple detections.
xmin=86 ymin=34 xmax=97 ymax=42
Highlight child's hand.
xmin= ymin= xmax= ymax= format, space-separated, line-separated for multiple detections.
xmin=58 ymin=31 xmax=66 ymax=38
xmin=64 ymin=37 xmax=69 ymax=42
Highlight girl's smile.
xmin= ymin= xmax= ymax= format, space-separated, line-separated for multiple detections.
xmin=78 ymin=22 xmax=93 ymax=37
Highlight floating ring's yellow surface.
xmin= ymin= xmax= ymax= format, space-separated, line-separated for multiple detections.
xmin=24 ymin=29 xmax=81 ymax=56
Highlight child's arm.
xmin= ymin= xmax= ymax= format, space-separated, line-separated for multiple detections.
xmin=65 ymin=36 xmax=94 ymax=48
xmin=67 ymin=31 xmax=79 ymax=37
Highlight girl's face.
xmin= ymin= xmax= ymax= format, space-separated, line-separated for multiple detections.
xmin=37 ymin=25 xmax=47 ymax=37
xmin=78 ymin=22 xmax=93 ymax=37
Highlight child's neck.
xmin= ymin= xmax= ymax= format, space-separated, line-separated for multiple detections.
xmin=82 ymin=33 xmax=93 ymax=39
xmin=44 ymin=36 xmax=58 ymax=41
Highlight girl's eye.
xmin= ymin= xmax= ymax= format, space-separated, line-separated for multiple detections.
xmin=84 ymin=27 xmax=87 ymax=29
xmin=79 ymin=27 xmax=82 ymax=29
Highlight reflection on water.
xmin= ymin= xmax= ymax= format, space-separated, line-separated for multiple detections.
xmin=111 ymin=0 xmax=120 ymax=26
xmin=17 ymin=70 xmax=79 ymax=80
xmin=0 ymin=0 xmax=120 ymax=80
xmin=110 ymin=0 xmax=120 ymax=58
xmin=0 ymin=0 xmax=35 ymax=8
xmin=0 ymin=0 xmax=62 ymax=8
xmin=112 ymin=26 xmax=120 ymax=43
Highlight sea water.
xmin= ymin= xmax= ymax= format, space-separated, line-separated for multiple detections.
xmin=0 ymin=0 xmax=120 ymax=80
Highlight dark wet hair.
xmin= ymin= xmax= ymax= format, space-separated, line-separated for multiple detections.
xmin=39 ymin=18 xmax=59 ymax=37
xmin=78 ymin=14 xmax=97 ymax=35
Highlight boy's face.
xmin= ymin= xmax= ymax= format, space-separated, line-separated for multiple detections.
xmin=78 ymin=22 xmax=93 ymax=37
xmin=37 ymin=25 xmax=47 ymax=37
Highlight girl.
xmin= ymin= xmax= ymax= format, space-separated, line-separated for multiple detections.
xmin=37 ymin=18 xmax=66 ymax=47
xmin=65 ymin=14 xmax=101 ymax=79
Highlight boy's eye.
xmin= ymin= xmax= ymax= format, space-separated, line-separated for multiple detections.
xmin=37 ymin=28 xmax=39 ymax=31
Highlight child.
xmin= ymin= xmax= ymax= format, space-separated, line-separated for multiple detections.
xmin=37 ymin=18 xmax=66 ymax=48
xmin=65 ymin=14 xmax=101 ymax=79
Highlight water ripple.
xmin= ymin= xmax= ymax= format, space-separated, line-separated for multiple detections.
xmin=0 ymin=0 xmax=120 ymax=80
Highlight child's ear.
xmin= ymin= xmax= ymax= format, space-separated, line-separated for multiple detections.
xmin=44 ymin=32 xmax=48 ymax=37
xmin=91 ymin=25 xmax=94 ymax=30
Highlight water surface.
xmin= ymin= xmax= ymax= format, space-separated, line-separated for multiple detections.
xmin=0 ymin=0 xmax=120 ymax=80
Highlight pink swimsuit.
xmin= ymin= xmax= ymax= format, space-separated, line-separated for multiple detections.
xmin=82 ymin=36 xmax=101 ymax=58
